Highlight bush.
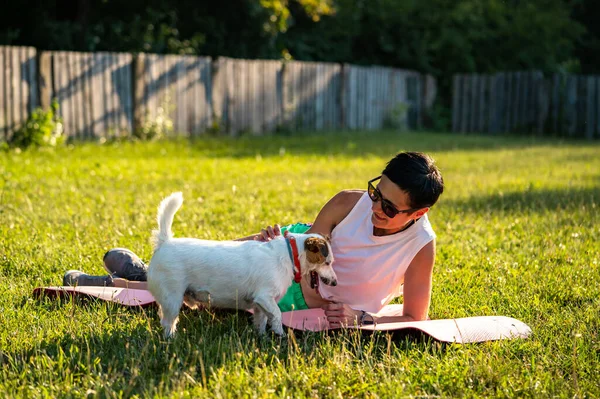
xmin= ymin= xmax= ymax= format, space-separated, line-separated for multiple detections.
xmin=134 ymin=106 xmax=174 ymax=141
xmin=8 ymin=100 xmax=64 ymax=150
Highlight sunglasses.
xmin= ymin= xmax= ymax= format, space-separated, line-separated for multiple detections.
xmin=368 ymin=176 xmax=419 ymax=218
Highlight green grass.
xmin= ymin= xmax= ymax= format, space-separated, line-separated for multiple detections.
xmin=0 ymin=131 xmax=599 ymax=398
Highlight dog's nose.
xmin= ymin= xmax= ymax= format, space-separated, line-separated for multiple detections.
xmin=331 ymin=280 xmax=337 ymax=286
xmin=325 ymin=261 xmax=331 ymax=266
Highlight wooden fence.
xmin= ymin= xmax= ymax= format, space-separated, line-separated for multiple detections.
xmin=0 ymin=45 xmax=434 ymax=140
xmin=453 ymin=72 xmax=600 ymax=139
xmin=345 ymin=65 xmax=423 ymax=131
xmin=213 ymin=57 xmax=283 ymax=134
xmin=39 ymin=51 xmax=134 ymax=139
xmin=283 ymin=61 xmax=342 ymax=132
xmin=0 ymin=46 xmax=38 ymax=141
xmin=135 ymin=53 xmax=212 ymax=135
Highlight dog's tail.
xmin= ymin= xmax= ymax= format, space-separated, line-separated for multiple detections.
xmin=152 ymin=192 xmax=183 ymax=251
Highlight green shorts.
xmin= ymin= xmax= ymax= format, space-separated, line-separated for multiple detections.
xmin=276 ymin=222 xmax=312 ymax=312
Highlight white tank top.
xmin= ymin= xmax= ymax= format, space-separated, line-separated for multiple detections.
xmin=318 ymin=192 xmax=436 ymax=313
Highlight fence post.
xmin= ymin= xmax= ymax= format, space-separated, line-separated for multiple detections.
xmin=535 ymin=72 xmax=549 ymax=134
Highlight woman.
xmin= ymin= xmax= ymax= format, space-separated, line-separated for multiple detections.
xmin=64 ymin=151 xmax=444 ymax=327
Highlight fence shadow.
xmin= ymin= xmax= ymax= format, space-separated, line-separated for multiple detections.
xmin=437 ymin=186 xmax=599 ymax=215
xmin=188 ymin=129 xmax=600 ymax=159
xmin=6 ymin=297 xmax=414 ymax=394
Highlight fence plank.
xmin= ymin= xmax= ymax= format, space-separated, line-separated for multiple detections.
xmin=597 ymin=77 xmax=600 ymax=138
xmin=0 ymin=47 xmax=5 ymax=140
xmin=73 ymin=53 xmax=84 ymax=138
xmin=512 ymin=72 xmax=521 ymax=131
xmin=478 ymin=75 xmax=487 ymax=132
xmin=501 ymin=73 xmax=509 ymax=132
xmin=60 ymin=53 xmax=72 ymax=138
xmin=187 ymin=56 xmax=198 ymax=135
xmin=253 ymin=60 xmax=262 ymax=134
xmin=451 ymin=75 xmax=461 ymax=132
xmin=100 ymin=53 xmax=112 ymax=137
xmin=10 ymin=47 xmax=20 ymax=137
xmin=551 ymin=74 xmax=560 ymax=134
xmin=6 ymin=47 xmax=14 ymax=140
xmin=488 ymin=75 xmax=498 ymax=134
xmin=575 ymin=76 xmax=584 ymax=137
xmin=586 ymin=76 xmax=595 ymax=140
xmin=81 ymin=53 xmax=92 ymax=138
xmin=347 ymin=67 xmax=356 ymax=129
xmin=535 ymin=72 xmax=549 ymax=134
xmin=522 ymin=71 xmax=530 ymax=130
xmin=27 ymin=48 xmax=38 ymax=114
xmin=459 ymin=75 xmax=469 ymax=132
xmin=565 ymin=75 xmax=577 ymax=136
xmin=356 ymin=67 xmax=364 ymax=130
xmin=175 ymin=57 xmax=185 ymax=134
xmin=470 ymin=75 xmax=479 ymax=132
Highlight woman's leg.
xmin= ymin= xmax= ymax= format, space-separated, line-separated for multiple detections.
xmin=112 ymin=278 xmax=148 ymax=290
xmin=103 ymin=248 xmax=148 ymax=281
xmin=62 ymin=248 xmax=148 ymax=287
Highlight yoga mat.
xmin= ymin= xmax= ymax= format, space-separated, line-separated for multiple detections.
xmin=280 ymin=305 xmax=532 ymax=343
xmin=33 ymin=287 xmax=532 ymax=343
xmin=33 ymin=286 xmax=156 ymax=307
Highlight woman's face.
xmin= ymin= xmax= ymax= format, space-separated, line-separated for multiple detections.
xmin=370 ymin=175 xmax=425 ymax=232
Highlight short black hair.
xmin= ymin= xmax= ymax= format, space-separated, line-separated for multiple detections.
xmin=382 ymin=152 xmax=444 ymax=209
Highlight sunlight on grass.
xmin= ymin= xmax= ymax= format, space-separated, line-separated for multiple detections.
xmin=0 ymin=131 xmax=598 ymax=397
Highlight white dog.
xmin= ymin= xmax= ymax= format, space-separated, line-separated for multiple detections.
xmin=147 ymin=192 xmax=337 ymax=337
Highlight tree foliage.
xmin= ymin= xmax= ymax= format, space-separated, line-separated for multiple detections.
xmin=0 ymin=0 xmax=595 ymax=122
xmin=0 ymin=0 xmax=587 ymax=73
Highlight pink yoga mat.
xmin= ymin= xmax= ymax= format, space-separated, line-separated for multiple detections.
xmin=33 ymin=286 xmax=157 ymax=307
xmin=280 ymin=306 xmax=532 ymax=343
xmin=33 ymin=287 xmax=532 ymax=343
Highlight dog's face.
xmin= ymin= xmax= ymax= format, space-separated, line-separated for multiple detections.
xmin=301 ymin=236 xmax=337 ymax=286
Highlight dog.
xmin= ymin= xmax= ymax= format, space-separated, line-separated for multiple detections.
xmin=147 ymin=192 xmax=337 ymax=337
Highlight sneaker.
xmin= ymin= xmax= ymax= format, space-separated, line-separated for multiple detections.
xmin=63 ymin=270 xmax=114 ymax=287
xmin=102 ymin=248 xmax=148 ymax=282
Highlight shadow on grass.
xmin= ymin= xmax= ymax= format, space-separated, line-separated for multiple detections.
xmin=437 ymin=186 xmax=599 ymax=214
xmin=184 ymin=130 xmax=600 ymax=159
xmin=6 ymin=294 xmax=452 ymax=394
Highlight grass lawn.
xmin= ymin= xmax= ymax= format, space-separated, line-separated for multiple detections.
xmin=0 ymin=131 xmax=599 ymax=398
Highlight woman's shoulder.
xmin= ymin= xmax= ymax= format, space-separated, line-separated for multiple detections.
xmin=331 ymin=189 xmax=365 ymax=207
xmin=327 ymin=190 xmax=365 ymax=223
xmin=309 ymin=190 xmax=365 ymax=235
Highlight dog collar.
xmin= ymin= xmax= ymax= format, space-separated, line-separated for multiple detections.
xmin=284 ymin=231 xmax=302 ymax=283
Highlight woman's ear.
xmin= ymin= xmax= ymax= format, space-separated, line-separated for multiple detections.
xmin=413 ymin=207 xmax=430 ymax=219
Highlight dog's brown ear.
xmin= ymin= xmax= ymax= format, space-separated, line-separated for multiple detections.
xmin=305 ymin=237 xmax=320 ymax=253
xmin=305 ymin=237 xmax=327 ymax=264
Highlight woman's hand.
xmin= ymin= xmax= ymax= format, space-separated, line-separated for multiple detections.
xmin=254 ymin=224 xmax=281 ymax=242
xmin=321 ymin=302 xmax=362 ymax=328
